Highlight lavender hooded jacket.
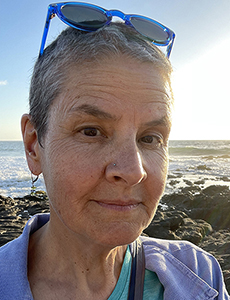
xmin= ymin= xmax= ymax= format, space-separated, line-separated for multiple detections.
xmin=0 ymin=214 xmax=229 ymax=299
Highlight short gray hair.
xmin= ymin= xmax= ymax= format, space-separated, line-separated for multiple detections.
xmin=29 ymin=22 xmax=173 ymax=145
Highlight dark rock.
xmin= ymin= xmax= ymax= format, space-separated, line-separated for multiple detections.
xmin=145 ymin=212 xmax=212 ymax=246
xmin=202 ymin=185 xmax=229 ymax=197
xmin=219 ymin=176 xmax=230 ymax=182
xmin=167 ymin=174 xmax=178 ymax=179
xmin=175 ymin=218 xmax=212 ymax=245
xmin=169 ymin=180 xmax=180 ymax=186
xmin=197 ymin=165 xmax=212 ymax=171
xmin=161 ymin=185 xmax=230 ymax=230
xmin=199 ymin=229 xmax=230 ymax=292
xmin=183 ymin=179 xmax=193 ymax=186
xmin=0 ymin=193 xmax=50 ymax=246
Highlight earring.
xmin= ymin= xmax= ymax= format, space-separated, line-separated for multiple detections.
xmin=31 ymin=173 xmax=39 ymax=196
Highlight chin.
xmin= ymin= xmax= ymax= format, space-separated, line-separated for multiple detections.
xmin=95 ymin=222 xmax=145 ymax=248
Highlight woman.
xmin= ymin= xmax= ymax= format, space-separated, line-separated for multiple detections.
xmin=0 ymin=3 xmax=229 ymax=299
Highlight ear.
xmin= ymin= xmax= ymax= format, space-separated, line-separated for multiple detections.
xmin=21 ymin=114 xmax=42 ymax=176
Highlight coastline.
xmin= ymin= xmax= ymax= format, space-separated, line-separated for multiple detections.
xmin=0 ymin=182 xmax=229 ymax=293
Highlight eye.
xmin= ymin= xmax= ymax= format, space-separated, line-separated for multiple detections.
xmin=139 ymin=134 xmax=163 ymax=147
xmin=81 ymin=127 xmax=101 ymax=136
xmin=141 ymin=135 xmax=154 ymax=144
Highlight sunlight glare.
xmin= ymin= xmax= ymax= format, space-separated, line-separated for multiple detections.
xmin=170 ymin=39 xmax=230 ymax=140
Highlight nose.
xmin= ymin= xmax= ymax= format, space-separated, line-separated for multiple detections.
xmin=105 ymin=143 xmax=147 ymax=187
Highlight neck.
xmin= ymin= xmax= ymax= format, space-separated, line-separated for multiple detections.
xmin=28 ymin=211 xmax=128 ymax=299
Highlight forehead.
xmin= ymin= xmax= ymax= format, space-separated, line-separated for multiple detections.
xmin=53 ymin=56 xmax=172 ymax=118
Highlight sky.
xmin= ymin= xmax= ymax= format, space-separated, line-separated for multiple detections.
xmin=0 ymin=0 xmax=230 ymax=140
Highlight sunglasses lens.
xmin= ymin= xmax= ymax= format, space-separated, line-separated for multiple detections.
xmin=61 ymin=4 xmax=108 ymax=29
xmin=130 ymin=17 xmax=169 ymax=44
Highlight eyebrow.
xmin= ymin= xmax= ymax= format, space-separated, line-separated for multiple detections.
xmin=69 ymin=103 xmax=171 ymax=127
xmin=69 ymin=104 xmax=118 ymax=121
xmin=144 ymin=115 xmax=171 ymax=128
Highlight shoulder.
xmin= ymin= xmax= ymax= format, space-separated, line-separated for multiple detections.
xmin=0 ymin=225 xmax=29 ymax=267
xmin=141 ymin=234 xmax=204 ymax=253
xmin=0 ymin=227 xmax=31 ymax=298
xmin=140 ymin=235 xmax=220 ymax=271
xmin=0 ymin=213 xmax=50 ymax=259
xmin=0 ymin=214 xmax=50 ymax=299
xmin=140 ymin=236 xmax=230 ymax=299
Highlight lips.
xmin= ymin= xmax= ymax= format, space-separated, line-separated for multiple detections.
xmin=96 ymin=200 xmax=140 ymax=211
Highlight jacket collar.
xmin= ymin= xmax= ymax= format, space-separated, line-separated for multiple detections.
xmin=141 ymin=237 xmax=218 ymax=300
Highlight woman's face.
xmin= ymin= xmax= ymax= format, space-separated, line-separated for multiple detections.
xmin=38 ymin=56 xmax=172 ymax=247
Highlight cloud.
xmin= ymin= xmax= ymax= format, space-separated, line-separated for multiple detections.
xmin=0 ymin=80 xmax=8 ymax=86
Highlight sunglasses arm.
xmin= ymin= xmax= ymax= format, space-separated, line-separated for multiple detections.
xmin=39 ymin=5 xmax=56 ymax=57
xmin=166 ymin=33 xmax=175 ymax=58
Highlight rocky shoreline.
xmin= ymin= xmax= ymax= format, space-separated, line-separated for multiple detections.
xmin=0 ymin=185 xmax=230 ymax=293
xmin=144 ymin=184 xmax=230 ymax=294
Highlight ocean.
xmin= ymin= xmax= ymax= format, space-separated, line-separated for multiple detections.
xmin=0 ymin=140 xmax=230 ymax=198
xmin=167 ymin=140 xmax=230 ymax=194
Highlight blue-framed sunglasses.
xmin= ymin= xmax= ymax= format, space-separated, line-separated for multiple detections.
xmin=39 ymin=2 xmax=175 ymax=58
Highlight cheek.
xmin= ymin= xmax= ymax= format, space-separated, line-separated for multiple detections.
xmin=146 ymin=147 xmax=169 ymax=180
xmin=41 ymin=140 xmax=102 ymax=204
xmin=44 ymin=155 xmax=100 ymax=195
xmin=155 ymin=153 xmax=169 ymax=193
xmin=42 ymin=156 xmax=101 ymax=224
xmin=144 ymin=149 xmax=169 ymax=207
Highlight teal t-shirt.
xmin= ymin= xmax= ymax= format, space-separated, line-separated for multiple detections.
xmin=108 ymin=246 xmax=164 ymax=300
